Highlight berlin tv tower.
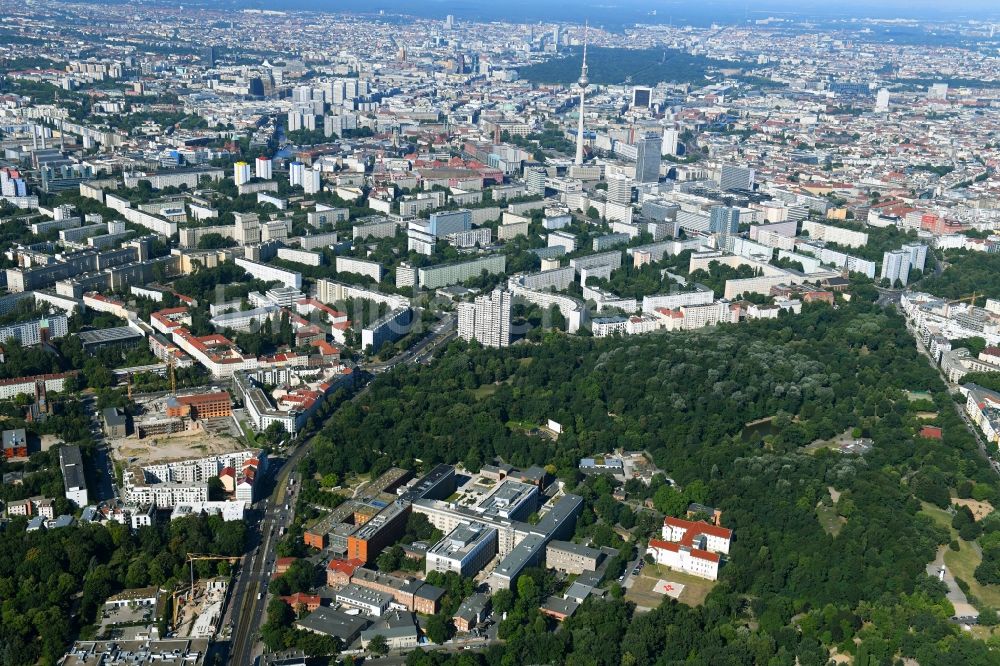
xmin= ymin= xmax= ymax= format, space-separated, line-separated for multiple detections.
xmin=574 ymin=22 xmax=589 ymax=166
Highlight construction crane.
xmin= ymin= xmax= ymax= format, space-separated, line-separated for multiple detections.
xmin=949 ymin=292 xmax=979 ymax=306
xmin=172 ymin=553 xmax=242 ymax=626
xmin=169 ymin=355 xmax=176 ymax=395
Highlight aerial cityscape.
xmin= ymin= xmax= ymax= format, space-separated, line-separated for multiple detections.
xmin=2 ymin=1 xmax=1000 ymax=664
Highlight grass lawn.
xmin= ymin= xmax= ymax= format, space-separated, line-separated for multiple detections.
xmin=239 ymin=419 xmax=260 ymax=446
xmin=471 ymin=384 xmax=499 ymax=400
xmin=944 ymin=541 xmax=1000 ymax=609
xmin=919 ymin=501 xmax=953 ymax=531
xmin=625 ymin=564 xmax=716 ymax=609
xmin=816 ymin=504 xmax=846 ymax=537
xmin=920 ymin=502 xmax=1000 ymax=609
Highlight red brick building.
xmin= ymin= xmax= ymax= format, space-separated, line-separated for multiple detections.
xmin=326 ymin=558 xmax=364 ymax=587
xmin=281 ymin=592 xmax=321 ymax=612
xmin=165 ymin=392 xmax=232 ymax=420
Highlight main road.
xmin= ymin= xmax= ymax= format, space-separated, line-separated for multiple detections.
xmin=223 ymin=312 xmax=457 ymax=664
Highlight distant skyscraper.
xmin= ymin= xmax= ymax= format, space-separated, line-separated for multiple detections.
xmin=881 ymin=249 xmax=912 ymax=286
xmin=632 ymin=87 xmax=652 ymax=108
xmin=303 ymin=169 xmax=322 ymax=195
xmin=255 ymin=156 xmax=272 ymax=180
xmin=289 ymin=161 xmax=305 ymax=187
xmin=526 ymin=167 xmax=546 ymax=196
xmin=607 ymin=173 xmax=632 ymax=205
xmin=719 ymin=164 xmax=754 ymax=191
xmin=929 ymin=83 xmax=949 ymax=100
xmin=248 ymin=77 xmax=265 ymax=98
xmin=233 ymin=162 xmax=251 ymax=186
xmin=875 ymin=89 xmax=890 ymax=113
xmin=661 ymin=128 xmax=679 ymax=156
xmin=901 ymin=243 xmax=928 ymax=273
xmin=634 ymin=134 xmax=661 ymax=183
xmin=709 ymin=206 xmax=739 ymax=237
xmin=202 ymin=46 xmax=217 ymax=67
xmin=445 ymin=14 xmax=455 ymax=29
xmin=458 ymin=289 xmax=512 ymax=348
xmin=552 ymin=25 xmax=561 ymax=50
xmin=574 ymin=24 xmax=590 ymax=166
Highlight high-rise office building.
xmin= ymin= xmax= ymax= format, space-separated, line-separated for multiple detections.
xmin=526 ymin=167 xmax=546 ymax=195
xmin=661 ymin=129 xmax=679 ymax=156
xmin=607 ymin=173 xmax=632 ymax=205
xmin=255 ymin=156 xmax=272 ymax=180
xmin=632 ymin=87 xmax=652 ymax=108
xmin=248 ymin=77 xmax=265 ymax=98
xmin=445 ymin=14 xmax=455 ymax=29
xmin=201 ymin=46 xmax=217 ymax=67
xmin=875 ymin=89 xmax=890 ymax=113
xmin=634 ymin=134 xmax=661 ymax=183
xmin=458 ymin=289 xmax=511 ymax=348
xmin=709 ymin=206 xmax=740 ymax=237
xmin=929 ymin=83 xmax=949 ymax=100
xmin=719 ymin=164 xmax=754 ymax=191
xmin=233 ymin=162 xmax=251 ymax=186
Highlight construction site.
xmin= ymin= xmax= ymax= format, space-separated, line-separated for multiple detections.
xmin=171 ymin=554 xmax=241 ymax=640
xmin=109 ymin=384 xmax=247 ymax=466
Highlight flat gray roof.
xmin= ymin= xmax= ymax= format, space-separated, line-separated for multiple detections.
xmin=59 ymin=444 xmax=87 ymax=493
xmin=547 ymin=540 xmax=602 ymax=559
xmin=296 ymin=607 xmax=369 ymax=640
xmin=78 ymin=326 xmax=144 ymax=345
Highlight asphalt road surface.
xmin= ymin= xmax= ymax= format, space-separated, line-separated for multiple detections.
xmin=224 ymin=312 xmax=457 ymax=664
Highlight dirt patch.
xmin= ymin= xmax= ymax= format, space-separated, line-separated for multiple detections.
xmin=953 ymin=497 xmax=994 ymax=522
xmin=111 ymin=430 xmax=247 ymax=466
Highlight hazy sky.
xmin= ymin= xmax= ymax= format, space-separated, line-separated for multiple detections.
xmin=246 ymin=0 xmax=1000 ymax=24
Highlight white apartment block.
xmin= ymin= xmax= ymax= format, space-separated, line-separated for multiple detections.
xmin=277 ymin=247 xmax=323 ymax=266
xmin=800 ymin=220 xmax=868 ymax=248
xmin=234 ymin=258 xmax=302 ymax=290
xmin=457 ymin=289 xmax=511 ymax=348
xmin=335 ymin=256 xmax=383 ymax=282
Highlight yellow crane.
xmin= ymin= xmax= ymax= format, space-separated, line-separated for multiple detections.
xmin=949 ymin=292 xmax=979 ymax=306
xmin=172 ymin=553 xmax=242 ymax=626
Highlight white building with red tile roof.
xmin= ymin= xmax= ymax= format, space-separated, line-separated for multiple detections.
xmin=647 ymin=517 xmax=733 ymax=581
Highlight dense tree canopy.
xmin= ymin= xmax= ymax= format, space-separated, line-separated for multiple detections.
xmin=304 ymin=290 xmax=1000 ymax=664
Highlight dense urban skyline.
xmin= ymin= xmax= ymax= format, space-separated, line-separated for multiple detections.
xmin=2 ymin=1 xmax=1000 ymax=665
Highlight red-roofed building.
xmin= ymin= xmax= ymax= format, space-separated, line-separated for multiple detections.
xmin=310 ymin=339 xmax=341 ymax=360
xmin=275 ymin=557 xmax=298 ymax=575
xmin=647 ymin=517 xmax=733 ymax=580
xmin=280 ymin=592 xmax=321 ymax=612
xmin=150 ymin=307 xmax=192 ymax=335
xmin=219 ymin=466 xmax=236 ymax=493
xmin=327 ymin=558 xmax=364 ymax=586
xmin=803 ymin=291 xmax=834 ymax=305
